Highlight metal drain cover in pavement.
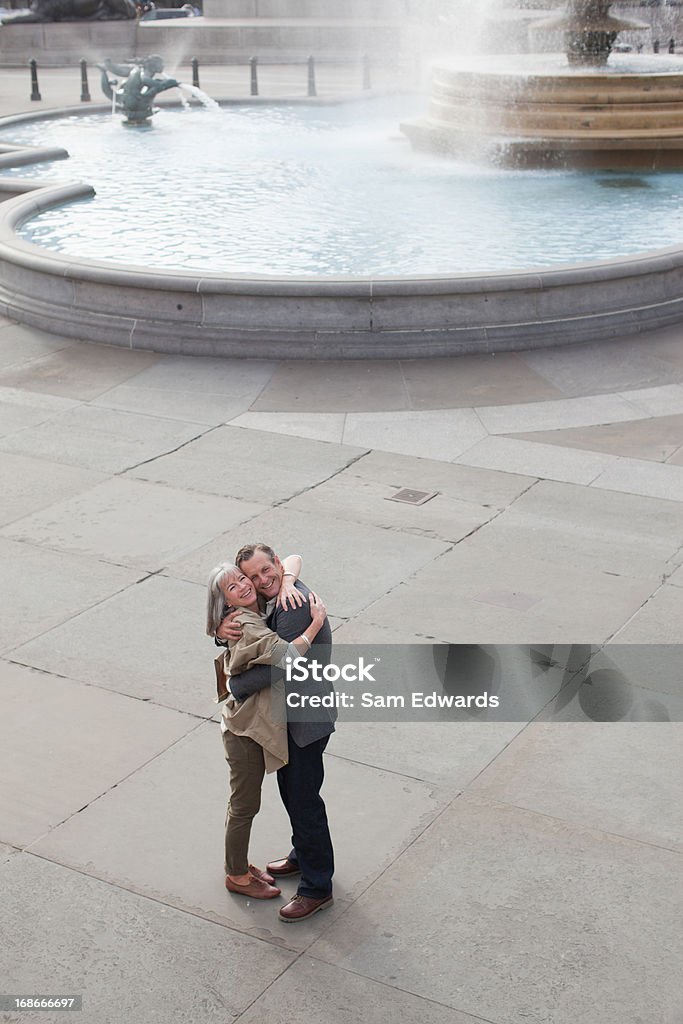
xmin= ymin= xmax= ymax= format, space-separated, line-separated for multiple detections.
xmin=386 ymin=488 xmax=438 ymax=506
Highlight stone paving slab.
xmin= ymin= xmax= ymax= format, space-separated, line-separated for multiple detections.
xmin=521 ymin=335 xmax=680 ymax=395
xmin=330 ymin=720 xmax=524 ymax=792
xmin=611 ymin=583 xmax=683 ymax=643
xmin=128 ymin=425 xmax=367 ymax=504
xmin=27 ymin=722 xmax=449 ymax=953
xmin=92 ymin=385 xmax=260 ymax=426
xmin=0 ymin=398 xmax=55 ymax=439
xmin=0 ymin=662 xmax=197 ymax=848
xmin=0 ymin=322 xmax=76 ymax=371
xmin=361 ymin=544 xmax=660 ymax=644
xmin=349 ymin=449 xmax=535 ymax=508
xmin=0 ymin=452 xmax=105 ymax=528
xmin=468 ymin=723 xmax=683 ymax=852
xmin=617 ymin=383 xmax=683 ymax=417
xmin=285 ymin=471 xmax=498 ymax=544
xmin=477 ymin=393 xmax=645 ymax=435
xmin=91 ymin=354 xmax=281 ymax=424
xmin=0 ymin=385 xmax=77 ymax=414
xmin=1 ymin=477 xmax=263 ymax=571
xmin=0 ymin=404 xmax=207 ymax=473
xmin=309 ymin=796 xmax=683 ymax=1024
xmin=165 ymin=505 xmax=449 ymax=618
xmin=229 ymin=410 xmax=347 ymax=443
xmin=516 ymin=644 xmax=683 ymax=720
xmin=251 ymin=359 xmax=409 ymax=413
xmin=343 ymin=409 xmax=487 ymax=461
xmin=542 ymin=680 xmax=683 ymax=722
xmin=112 ymin=355 xmax=278 ymax=397
xmin=10 ymin=575 xmax=214 ymax=717
xmin=453 ymin=495 xmax=681 ymax=580
xmin=428 ymin=505 xmax=665 ymax=593
xmin=237 ymin=956 xmax=482 ymax=1024
xmin=667 ymin=562 xmax=683 ymax=587
xmin=0 ymin=343 xmax=158 ymax=401
xmin=400 ymin=352 xmax=563 ymax=409
xmin=0 ymin=537 xmax=141 ymax=654
xmin=506 ymin=479 xmax=683 ymax=559
xmin=591 ymin=456 xmax=683 ymax=502
xmin=511 ymin=414 xmax=683 ymax=463
xmin=456 ymin=435 xmax=615 ymax=485
xmin=595 ymin=644 xmax=683 ymax=699
xmin=330 ymin=618 xmax=437 ymax=643
xmin=0 ymin=388 xmax=79 ymax=438
xmin=0 ymin=852 xmax=295 ymax=1024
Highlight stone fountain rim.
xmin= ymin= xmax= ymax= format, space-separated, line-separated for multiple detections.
xmin=1 ymin=103 xmax=683 ymax=358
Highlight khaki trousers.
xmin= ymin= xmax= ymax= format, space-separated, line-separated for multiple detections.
xmin=222 ymin=729 xmax=266 ymax=875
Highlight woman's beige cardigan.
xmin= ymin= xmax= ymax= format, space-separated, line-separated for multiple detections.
xmin=214 ymin=608 xmax=289 ymax=773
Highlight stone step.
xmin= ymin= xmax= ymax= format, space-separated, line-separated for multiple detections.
xmin=203 ymin=0 xmax=415 ymax=17
xmin=139 ymin=17 xmax=411 ymax=60
xmin=0 ymin=16 xmax=415 ymax=66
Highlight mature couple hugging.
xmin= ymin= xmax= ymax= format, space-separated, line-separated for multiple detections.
xmin=206 ymin=543 xmax=336 ymax=924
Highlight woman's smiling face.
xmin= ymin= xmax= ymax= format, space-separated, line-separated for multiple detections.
xmin=220 ymin=570 xmax=258 ymax=609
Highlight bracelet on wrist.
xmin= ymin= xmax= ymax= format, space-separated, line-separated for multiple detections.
xmin=300 ymin=632 xmax=311 ymax=649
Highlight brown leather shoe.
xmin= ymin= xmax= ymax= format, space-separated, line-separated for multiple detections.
xmin=248 ymin=864 xmax=275 ymax=885
xmin=225 ymin=875 xmax=281 ymax=899
xmin=279 ymin=894 xmax=333 ymax=922
xmin=266 ymin=857 xmax=301 ymax=877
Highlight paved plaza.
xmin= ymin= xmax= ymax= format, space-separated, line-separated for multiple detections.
xmin=0 ymin=68 xmax=682 ymax=1024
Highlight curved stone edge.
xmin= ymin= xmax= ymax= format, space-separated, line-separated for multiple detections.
xmin=2 ymin=118 xmax=683 ymax=357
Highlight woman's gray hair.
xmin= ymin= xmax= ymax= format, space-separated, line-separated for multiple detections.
xmin=206 ymin=563 xmax=239 ymax=636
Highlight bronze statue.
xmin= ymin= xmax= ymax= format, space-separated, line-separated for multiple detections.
xmin=98 ymin=55 xmax=179 ymax=125
xmin=1 ymin=0 xmax=135 ymax=22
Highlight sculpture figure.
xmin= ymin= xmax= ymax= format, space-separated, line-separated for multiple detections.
xmin=98 ymin=55 xmax=179 ymax=125
xmin=1 ymin=0 xmax=135 ymax=22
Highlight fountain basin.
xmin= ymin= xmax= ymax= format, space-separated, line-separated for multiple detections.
xmin=1 ymin=102 xmax=683 ymax=358
xmin=403 ymin=54 xmax=683 ymax=170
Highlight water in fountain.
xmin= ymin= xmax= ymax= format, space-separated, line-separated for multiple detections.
xmin=2 ymin=1 xmax=683 ymax=277
xmin=176 ymin=83 xmax=220 ymax=109
xmin=3 ymin=98 xmax=683 ymax=276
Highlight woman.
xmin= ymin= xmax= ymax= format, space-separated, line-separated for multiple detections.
xmin=206 ymin=560 xmax=327 ymax=899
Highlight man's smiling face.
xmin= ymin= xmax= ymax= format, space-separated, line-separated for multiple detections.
xmin=239 ymin=550 xmax=284 ymax=601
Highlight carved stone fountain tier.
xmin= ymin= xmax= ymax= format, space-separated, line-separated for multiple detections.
xmin=402 ymin=58 xmax=683 ymax=170
xmin=402 ymin=0 xmax=683 ymax=170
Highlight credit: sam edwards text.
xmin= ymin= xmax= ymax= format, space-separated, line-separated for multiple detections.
xmin=286 ymin=691 xmax=500 ymax=709
xmin=283 ymin=656 xmax=500 ymax=708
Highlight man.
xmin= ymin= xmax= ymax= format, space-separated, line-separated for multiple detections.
xmin=217 ymin=543 xmax=336 ymax=922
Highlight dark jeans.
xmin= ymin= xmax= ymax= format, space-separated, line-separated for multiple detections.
xmin=276 ymin=734 xmax=334 ymax=899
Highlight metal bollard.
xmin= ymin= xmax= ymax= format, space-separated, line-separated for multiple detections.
xmin=307 ymin=55 xmax=317 ymax=97
xmin=80 ymin=59 xmax=91 ymax=102
xmin=29 ymin=58 xmax=41 ymax=102
xmin=362 ymin=53 xmax=371 ymax=91
xmin=249 ymin=56 xmax=258 ymax=97
xmin=191 ymin=56 xmax=200 ymax=89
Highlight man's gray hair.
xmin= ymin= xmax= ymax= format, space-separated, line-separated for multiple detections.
xmin=206 ymin=563 xmax=239 ymax=637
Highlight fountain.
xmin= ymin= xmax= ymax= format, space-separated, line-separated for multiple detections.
xmin=1 ymin=0 xmax=683 ymax=358
xmin=97 ymin=55 xmax=180 ymax=125
xmin=402 ymin=0 xmax=683 ymax=170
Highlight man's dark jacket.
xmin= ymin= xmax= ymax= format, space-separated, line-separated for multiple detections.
xmin=228 ymin=580 xmax=336 ymax=748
